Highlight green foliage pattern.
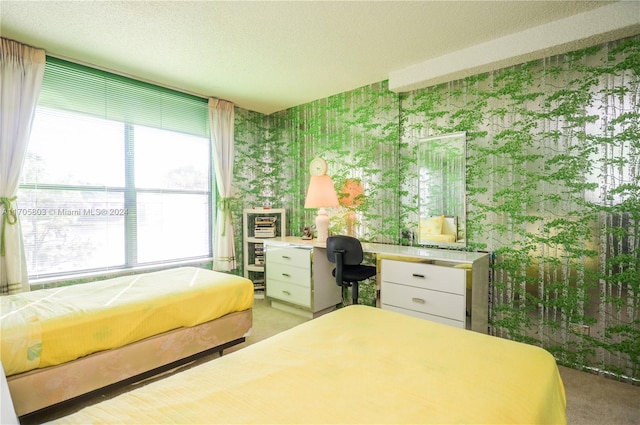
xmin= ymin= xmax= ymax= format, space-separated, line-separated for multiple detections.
xmin=232 ymin=36 xmax=639 ymax=379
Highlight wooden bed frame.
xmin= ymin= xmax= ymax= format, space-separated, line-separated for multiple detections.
xmin=8 ymin=308 xmax=252 ymax=417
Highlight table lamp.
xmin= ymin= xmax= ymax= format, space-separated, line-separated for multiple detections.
xmin=304 ymin=175 xmax=339 ymax=243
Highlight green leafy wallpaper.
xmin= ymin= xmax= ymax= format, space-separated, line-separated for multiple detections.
xmin=233 ymin=35 xmax=639 ymax=381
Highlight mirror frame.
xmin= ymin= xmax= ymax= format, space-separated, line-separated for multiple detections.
xmin=417 ymin=131 xmax=467 ymax=248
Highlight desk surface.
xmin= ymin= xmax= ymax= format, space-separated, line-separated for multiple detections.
xmin=264 ymin=236 xmax=488 ymax=264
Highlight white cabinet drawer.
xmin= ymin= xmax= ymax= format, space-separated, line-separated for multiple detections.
xmin=266 ymin=279 xmax=311 ymax=307
xmin=381 ymin=259 xmax=465 ymax=295
xmin=380 ymin=281 xmax=465 ymax=322
xmin=266 ymin=262 xmax=311 ymax=287
xmin=266 ymin=246 xmax=311 ymax=268
xmin=382 ymin=305 xmax=465 ymax=329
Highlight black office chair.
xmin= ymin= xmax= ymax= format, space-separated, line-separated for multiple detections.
xmin=326 ymin=235 xmax=377 ymax=305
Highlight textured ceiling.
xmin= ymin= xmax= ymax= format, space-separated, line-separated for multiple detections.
xmin=0 ymin=1 xmax=627 ymax=114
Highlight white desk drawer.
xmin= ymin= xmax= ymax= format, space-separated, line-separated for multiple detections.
xmin=266 ymin=262 xmax=311 ymax=287
xmin=266 ymin=246 xmax=311 ymax=267
xmin=380 ymin=281 xmax=465 ymax=322
xmin=381 ymin=259 xmax=465 ymax=295
xmin=266 ymin=279 xmax=311 ymax=307
xmin=382 ymin=304 xmax=465 ymax=329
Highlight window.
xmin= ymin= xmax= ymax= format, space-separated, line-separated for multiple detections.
xmin=18 ymin=58 xmax=212 ymax=279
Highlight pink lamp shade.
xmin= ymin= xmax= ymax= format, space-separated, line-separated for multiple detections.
xmin=304 ymin=175 xmax=339 ymax=243
xmin=304 ymin=175 xmax=339 ymax=209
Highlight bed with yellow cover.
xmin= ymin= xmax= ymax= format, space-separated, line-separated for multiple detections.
xmin=50 ymin=305 xmax=566 ymax=424
xmin=0 ymin=266 xmax=254 ymax=416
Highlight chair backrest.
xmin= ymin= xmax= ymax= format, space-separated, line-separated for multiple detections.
xmin=326 ymin=235 xmax=364 ymax=266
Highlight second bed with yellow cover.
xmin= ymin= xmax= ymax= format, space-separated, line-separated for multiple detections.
xmin=52 ymin=305 xmax=566 ymax=424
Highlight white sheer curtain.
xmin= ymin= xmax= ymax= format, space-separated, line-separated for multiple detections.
xmin=208 ymin=99 xmax=236 ymax=271
xmin=0 ymin=38 xmax=45 ymax=294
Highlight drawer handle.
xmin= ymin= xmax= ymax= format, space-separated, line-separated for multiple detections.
xmin=412 ymin=273 xmax=425 ymax=279
xmin=282 ymin=255 xmax=291 ymax=259
xmin=282 ymin=290 xmax=291 ymax=296
xmin=412 ymin=297 xmax=426 ymax=304
xmin=282 ymin=273 xmax=291 ymax=277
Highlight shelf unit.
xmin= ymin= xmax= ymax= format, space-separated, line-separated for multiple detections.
xmin=243 ymin=208 xmax=286 ymax=298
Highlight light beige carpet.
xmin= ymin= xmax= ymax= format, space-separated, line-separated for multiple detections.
xmin=21 ymin=298 xmax=640 ymax=424
xmin=559 ymin=365 xmax=640 ymax=425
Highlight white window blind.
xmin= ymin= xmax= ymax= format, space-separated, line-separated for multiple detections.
xmin=18 ymin=57 xmax=212 ymax=279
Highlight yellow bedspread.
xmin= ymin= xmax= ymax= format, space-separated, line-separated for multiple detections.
xmin=53 ymin=305 xmax=566 ymax=424
xmin=0 ymin=267 xmax=253 ymax=376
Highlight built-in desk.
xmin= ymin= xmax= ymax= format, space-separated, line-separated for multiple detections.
xmin=263 ymin=237 xmax=490 ymax=333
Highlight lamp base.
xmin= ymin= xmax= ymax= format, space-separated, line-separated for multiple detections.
xmin=315 ymin=208 xmax=330 ymax=243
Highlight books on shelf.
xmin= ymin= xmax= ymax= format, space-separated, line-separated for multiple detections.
xmin=254 ymin=244 xmax=264 ymax=266
xmin=254 ymin=229 xmax=276 ymax=238
xmin=254 ymin=215 xmax=277 ymax=238
xmin=253 ymin=277 xmax=265 ymax=299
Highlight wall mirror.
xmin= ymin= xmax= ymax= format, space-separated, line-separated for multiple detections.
xmin=417 ymin=131 xmax=466 ymax=248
